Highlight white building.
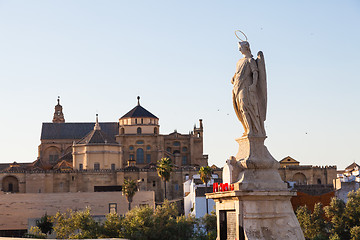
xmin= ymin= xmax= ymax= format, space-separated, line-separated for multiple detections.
xmin=183 ymin=174 xmax=219 ymax=218
xmin=334 ymin=162 xmax=360 ymax=202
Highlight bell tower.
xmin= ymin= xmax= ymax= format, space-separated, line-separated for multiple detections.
xmin=52 ymin=96 xmax=65 ymax=123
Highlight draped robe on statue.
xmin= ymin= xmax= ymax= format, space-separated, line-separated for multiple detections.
xmin=232 ymin=51 xmax=267 ymax=137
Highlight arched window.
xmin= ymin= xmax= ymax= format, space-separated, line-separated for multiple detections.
xmin=136 ymin=148 xmax=144 ymax=164
xmin=45 ymin=146 xmax=60 ymax=164
xmin=137 ymin=127 xmax=142 ymax=135
xmin=154 ymin=127 xmax=158 ymax=134
xmin=182 ymin=147 xmax=188 ymax=152
xmin=121 ymin=128 xmax=125 ymax=134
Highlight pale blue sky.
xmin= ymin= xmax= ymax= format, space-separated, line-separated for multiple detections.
xmin=0 ymin=0 xmax=359 ymax=170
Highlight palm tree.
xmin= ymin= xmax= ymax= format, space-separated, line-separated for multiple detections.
xmin=157 ymin=157 xmax=174 ymax=200
xmin=199 ymin=166 xmax=212 ymax=214
xmin=122 ymin=178 xmax=138 ymax=211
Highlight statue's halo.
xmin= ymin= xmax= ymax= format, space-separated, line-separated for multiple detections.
xmin=235 ymin=30 xmax=248 ymax=42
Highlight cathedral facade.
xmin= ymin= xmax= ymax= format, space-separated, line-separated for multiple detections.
xmin=0 ymin=97 xmax=215 ymax=202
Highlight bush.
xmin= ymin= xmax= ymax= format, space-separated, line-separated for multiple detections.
xmin=48 ymin=200 xmax=216 ymax=240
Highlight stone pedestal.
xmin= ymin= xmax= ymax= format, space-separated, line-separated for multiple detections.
xmin=207 ymin=136 xmax=305 ymax=240
xmin=207 ymin=190 xmax=304 ymax=240
xmin=226 ymin=136 xmax=288 ymax=191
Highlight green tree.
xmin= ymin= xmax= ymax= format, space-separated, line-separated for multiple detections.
xmin=351 ymin=226 xmax=360 ymax=240
xmin=120 ymin=200 xmax=196 ymax=240
xmin=52 ymin=208 xmax=100 ymax=239
xmin=324 ymin=197 xmax=348 ymax=240
xmin=122 ymin=178 xmax=138 ymax=211
xmin=157 ymin=157 xmax=174 ymax=200
xmin=296 ymin=203 xmax=327 ymax=240
xmin=199 ymin=166 xmax=212 ymax=214
xmin=296 ymin=205 xmax=312 ymax=239
xmin=345 ymin=190 xmax=360 ymax=228
xmin=194 ymin=211 xmax=217 ymax=240
xmin=202 ymin=211 xmax=217 ymax=239
xmin=100 ymin=213 xmax=123 ymax=238
xmin=36 ymin=213 xmax=53 ymax=235
xmin=26 ymin=226 xmax=47 ymax=239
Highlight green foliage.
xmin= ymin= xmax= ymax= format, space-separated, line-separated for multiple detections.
xmin=324 ymin=197 xmax=348 ymax=239
xmin=157 ymin=157 xmax=174 ymax=199
xmin=199 ymin=166 xmax=212 ymax=186
xmin=52 ymin=207 xmax=100 ymax=239
xmin=45 ymin=200 xmax=216 ymax=240
xmin=202 ymin=211 xmax=217 ymax=234
xmin=157 ymin=157 xmax=174 ymax=182
xmin=296 ymin=204 xmax=327 ymax=240
xmin=329 ymin=233 xmax=341 ymax=240
xmin=351 ymin=226 xmax=360 ymax=240
xmin=100 ymin=213 xmax=122 ymax=238
xmin=122 ymin=178 xmax=138 ymax=210
xmin=36 ymin=213 xmax=53 ymax=235
xmin=120 ymin=200 xmax=196 ymax=240
xmin=25 ymin=226 xmax=47 ymax=239
xmin=120 ymin=204 xmax=155 ymax=239
xmin=346 ymin=191 xmax=360 ymax=228
xmin=311 ymin=203 xmax=327 ymax=239
xmin=296 ymin=205 xmax=312 ymax=238
xmin=193 ymin=211 xmax=217 ymax=240
xmin=296 ymin=189 xmax=360 ymax=240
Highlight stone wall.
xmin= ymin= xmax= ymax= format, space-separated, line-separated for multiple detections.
xmin=0 ymin=191 xmax=155 ymax=230
xmin=0 ymin=168 xmax=222 ymax=204
xmin=278 ymin=165 xmax=337 ymax=185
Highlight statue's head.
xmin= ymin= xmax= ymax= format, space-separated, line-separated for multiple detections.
xmin=238 ymin=41 xmax=251 ymax=56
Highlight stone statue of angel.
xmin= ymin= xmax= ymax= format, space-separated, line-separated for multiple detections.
xmin=231 ymin=31 xmax=267 ymax=137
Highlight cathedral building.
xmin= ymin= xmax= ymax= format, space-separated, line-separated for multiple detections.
xmin=0 ymin=97 xmax=215 ymax=203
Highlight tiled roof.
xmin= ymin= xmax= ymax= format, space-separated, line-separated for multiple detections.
xmin=0 ymin=162 xmax=32 ymax=172
xmin=120 ymin=105 xmax=158 ymax=119
xmin=31 ymin=158 xmax=53 ymax=170
xmin=345 ymin=162 xmax=360 ymax=171
xmin=77 ymin=129 xmax=118 ymax=144
xmin=41 ymin=122 xmax=119 ymax=140
xmin=53 ymin=160 xmax=73 ymax=170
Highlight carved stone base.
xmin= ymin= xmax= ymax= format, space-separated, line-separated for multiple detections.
xmin=235 ymin=168 xmax=288 ymax=191
xmin=207 ymin=190 xmax=305 ymax=240
xmin=223 ymin=136 xmax=287 ymax=191
xmin=235 ymin=136 xmax=278 ymax=169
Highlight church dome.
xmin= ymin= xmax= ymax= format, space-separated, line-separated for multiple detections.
xmin=119 ymin=97 xmax=159 ymax=135
xmin=120 ymin=96 xmax=158 ymax=120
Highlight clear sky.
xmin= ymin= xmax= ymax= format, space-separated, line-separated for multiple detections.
xmin=0 ymin=0 xmax=359 ymax=170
